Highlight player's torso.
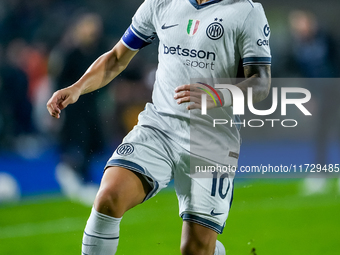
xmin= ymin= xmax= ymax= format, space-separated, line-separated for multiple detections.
xmin=137 ymin=0 xmax=248 ymax=159
xmin=153 ymin=0 xmax=252 ymax=81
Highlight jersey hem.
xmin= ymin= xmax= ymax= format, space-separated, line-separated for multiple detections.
xmin=181 ymin=213 xmax=224 ymax=234
xmin=105 ymin=158 xmax=159 ymax=201
xmin=243 ymin=57 xmax=271 ymax=66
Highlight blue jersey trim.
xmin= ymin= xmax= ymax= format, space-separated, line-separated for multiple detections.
xmin=122 ymin=26 xmax=150 ymax=51
xmin=181 ymin=214 xmax=224 ymax=234
xmin=130 ymin=24 xmax=151 ymax=41
xmin=105 ymin=158 xmax=159 ymax=201
xmin=247 ymin=0 xmax=254 ymax=8
xmin=229 ymin=179 xmax=234 ymax=209
xmin=188 ymin=0 xmax=222 ymax=10
xmin=243 ymin=57 xmax=271 ymax=66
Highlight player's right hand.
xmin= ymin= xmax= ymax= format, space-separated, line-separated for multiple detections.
xmin=46 ymin=85 xmax=82 ymax=119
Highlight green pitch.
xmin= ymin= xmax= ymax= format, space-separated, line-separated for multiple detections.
xmin=0 ymin=180 xmax=339 ymax=255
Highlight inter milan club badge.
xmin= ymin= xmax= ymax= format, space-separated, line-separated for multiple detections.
xmin=116 ymin=143 xmax=134 ymax=156
xmin=187 ymin=19 xmax=200 ymax=36
xmin=206 ymin=18 xmax=224 ymax=40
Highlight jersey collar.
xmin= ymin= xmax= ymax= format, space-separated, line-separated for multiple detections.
xmin=188 ymin=0 xmax=223 ymax=10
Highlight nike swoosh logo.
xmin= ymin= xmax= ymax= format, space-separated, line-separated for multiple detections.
xmin=210 ymin=209 xmax=224 ymax=216
xmin=161 ymin=23 xmax=179 ymax=29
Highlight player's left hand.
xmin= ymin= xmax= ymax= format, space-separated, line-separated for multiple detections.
xmin=174 ymin=83 xmax=220 ymax=110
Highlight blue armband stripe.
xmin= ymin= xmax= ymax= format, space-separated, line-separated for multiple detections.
xmin=243 ymin=57 xmax=271 ymax=66
xmin=122 ymin=26 xmax=149 ymax=51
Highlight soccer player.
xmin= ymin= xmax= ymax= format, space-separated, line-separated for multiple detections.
xmin=47 ymin=0 xmax=271 ymax=254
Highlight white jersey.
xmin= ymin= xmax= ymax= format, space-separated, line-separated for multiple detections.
xmin=121 ymin=0 xmax=271 ymax=166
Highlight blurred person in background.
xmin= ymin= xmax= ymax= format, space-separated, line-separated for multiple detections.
xmin=52 ymin=13 xmax=107 ymax=205
xmin=0 ymin=40 xmax=34 ymax=152
xmin=288 ymin=10 xmax=338 ymax=78
xmin=109 ymin=67 xmax=152 ymax=142
xmin=288 ymin=10 xmax=340 ymax=195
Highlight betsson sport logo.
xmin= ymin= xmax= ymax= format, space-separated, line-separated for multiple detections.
xmin=200 ymin=84 xmax=312 ymax=128
xmin=162 ymin=18 xmax=226 ymax=70
xmin=163 ymin=44 xmax=216 ymax=70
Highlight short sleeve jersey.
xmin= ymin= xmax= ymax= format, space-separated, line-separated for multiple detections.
xmin=121 ymin=0 xmax=271 ymax=166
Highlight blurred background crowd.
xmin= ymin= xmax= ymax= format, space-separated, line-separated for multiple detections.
xmin=0 ymin=0 xmax=156 ymax=153
xmin=0 ymin=0 xmax=339 ymax=202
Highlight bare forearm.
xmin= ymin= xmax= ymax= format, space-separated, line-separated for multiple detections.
xmin=73 ymin=51 xmax=123 ymax=95
xmin=236 ymin=65 xmax=271 ymax=103
xmin=72 ymin=42 xmax=138 ymax=95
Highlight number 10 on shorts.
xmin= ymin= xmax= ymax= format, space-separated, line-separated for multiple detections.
xmin=210 ymin=172 xmax=230 ymax=199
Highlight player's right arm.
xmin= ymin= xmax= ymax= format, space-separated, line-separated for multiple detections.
xmin=47 ymin=41 xmax=138 ymax=119
xmin=48 ymin=0 xmax=155 ymax=118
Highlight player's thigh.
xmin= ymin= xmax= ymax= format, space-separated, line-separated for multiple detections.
xmin=181 ymin=221 xmax=217 ymax=255
xmin=94 ymin=166 xmax=152 ymax=217
xmin=97 ymin=125 xmax=176 ymax=216
xmin=175 ymin=153 xmax=234 ymax=235
xmin=106 ymin=125 xmax=176 ymax=199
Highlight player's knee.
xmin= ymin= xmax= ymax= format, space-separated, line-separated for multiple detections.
xmin=94 ymin=186 xmax=126 ymax=218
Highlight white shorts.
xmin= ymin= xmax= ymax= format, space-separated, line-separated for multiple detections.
xmin=105 ymin=125 xmax=234 ymax=234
